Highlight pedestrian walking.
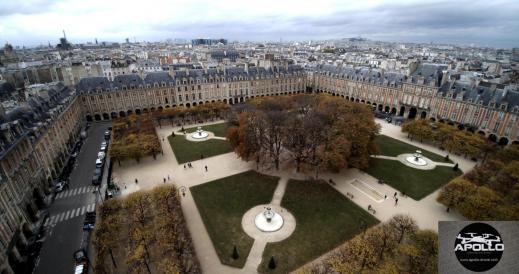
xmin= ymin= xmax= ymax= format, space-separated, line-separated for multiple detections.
xmin=135 ymin=178 xmax=138 ymax=184
xmin=384 ymin=194 xmax=387 ymax=200
xmin=393 ymin=192 xmax=397 ymax=198
xmin=205 ymin=165 xmax=208 ymax=172
xmin=395 ymin=198 xmax=399 ymax=205
xmin=184 ymin=164 xmax=186 ymax=169
xmin=167 ymin=175 xmax=170 ymax=181
xmin=163 ymin=178 xmax=166 ymax=183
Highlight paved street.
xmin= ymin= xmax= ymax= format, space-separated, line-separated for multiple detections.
xmin=34 ymin=122 xmax=110 ymax=274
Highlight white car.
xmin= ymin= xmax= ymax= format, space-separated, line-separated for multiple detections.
xmin=97 ymin=151 xmax=105 ymax=159
xmin=95 ymin=158 xmax=104 ymax=167
xmin=100 ymin=145 xmax=106 ymax=152
xmin=101 ymin=141 xmax=107 ymax=147
xmin=55 ymin=181 xmax=67 ymax=193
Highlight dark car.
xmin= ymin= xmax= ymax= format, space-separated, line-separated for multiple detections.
xmin=94 ymin=167 xmax=102 ymax=177
xmin=92 ymin=174 xmax=101 ymax=186
xmin=83 ymin=212 xmax=96 ymax=230
xmin=104 ymin=130 xmax=110 ymax=140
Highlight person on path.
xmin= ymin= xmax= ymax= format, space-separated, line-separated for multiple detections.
xmin=395 ymin=198 xmax=399 ymax=206
xmin=163 ymin=178 xmax=166 ymax=183
xmin=393 ymin=192 xmax=397 ymax=198
xmin=184 ymin=164 xmax=186 ymax=169
xmin=205 ymin=165 xmax=208 ymax=172
xmin=167 ymin=175 xmax=170 ymax=181
xmin=384 ymin=194 xmax=387 ymax=200
xmin=135 ymin=178 xmax=138 ymax=184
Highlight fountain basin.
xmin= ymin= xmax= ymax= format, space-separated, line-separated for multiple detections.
xmin=254 ymin=207 xmax=284 ymax=232
xmin=191 ymin=131 xmax=209 ymax=139
xmin=405 ymin=156 xmax=427 ymax=166
xmin=191 ymin=126 xmax=209 ymax=139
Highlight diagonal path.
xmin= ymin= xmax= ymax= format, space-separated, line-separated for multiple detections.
xmin=111 ymin=119 xmax=476 ymax=274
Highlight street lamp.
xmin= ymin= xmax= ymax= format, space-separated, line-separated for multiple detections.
xmin=179 ymin=186 xmax=187 ymax=198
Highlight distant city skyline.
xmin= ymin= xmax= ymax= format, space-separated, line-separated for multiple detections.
xmin=1 ymin=0 xmax=518 ymax=48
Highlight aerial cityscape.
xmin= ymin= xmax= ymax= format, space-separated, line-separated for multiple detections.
xmin=1 ymin=0 xmax=519 ymax=274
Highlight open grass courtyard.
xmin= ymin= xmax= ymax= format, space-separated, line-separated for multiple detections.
xmin=365 ymin=158 xmax=462 ymax=200
xmin=168 ymin=133 xmax=233 ymax=164
xmin=182 ymin=122 xmax=229 ymax=137
xmin=190 ymin=171 xmax=280 ymax=268
xmin=375 ymin=134 xmax=451 ymax=163
xmin=258 ymin=179 xmax=379 ymax=274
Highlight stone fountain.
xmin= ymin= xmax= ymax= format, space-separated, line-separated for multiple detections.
xmin=191 ymin=126 xmax=209 ymax=139
xmin=405 ymin=150 xmax=427 ymax=166
xmin=254 ymin=207 xmax=284 ymax=232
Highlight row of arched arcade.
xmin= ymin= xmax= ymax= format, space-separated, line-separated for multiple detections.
xmin=85 ymin=91 xmax=305 ymax=121
xmin=319 ymin=90 xmax=428 ymax=120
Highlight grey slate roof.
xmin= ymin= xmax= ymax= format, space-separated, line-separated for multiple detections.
xmin=315 ymin=64 xmax=407 ymax=87
xmin=439 ymin=81 xmax=519 ymax=110
xmin=76 ymin=65 xmax=305 ymax=93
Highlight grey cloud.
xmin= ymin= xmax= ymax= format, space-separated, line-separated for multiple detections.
xmin=0 ymin=0 xmax=60 ymax=16
xmin=2 ymin=0 xmax=518 ymax=48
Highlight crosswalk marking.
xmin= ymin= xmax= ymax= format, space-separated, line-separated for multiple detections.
xmin=47 ymin=203 xmax=96 ymax=226
xmin=55 ymin=186 xmax=95 ymax=200
xmin=57 ymin=213 xmax=65 ymax=223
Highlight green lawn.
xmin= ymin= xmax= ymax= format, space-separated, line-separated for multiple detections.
xmin=190 ymin=171 xmax=279 ymax=268
xmin=365 ymin=158 xmax=462 ymax=200
xmin=375 ymin=134 xmax=450 ymax=163
xmin=168 ymin=134 xmax=233 ymax=164
xmin=258 ymin=179 xmax=379 ymax=274
xmin=182 ymin=122 xmax=229 ymax=137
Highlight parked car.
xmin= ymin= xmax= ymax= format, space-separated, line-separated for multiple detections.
xmin=73 ymin=249 xmax=88 ymax=274
xmin=92 ymin=174 xmax=101 ymax=186
xmin=94 ymin=167 xmax=102 ymax=177
xmin=100 ymin=145 xmax=106 ymax=152
xmin=83 ymin=212 xmax=96 ymax=230
xmin=95 ymin=158 xmax=104 ymax=168
xmin=97 ymin=151 xmax=105 ymax=160
xmin=101 ymin=141 xmax=107 ymax=147
xmin=55 ymin=181 xmax=68 ymax=193
xmin=104 ymin=130 xmax=110 ymax=140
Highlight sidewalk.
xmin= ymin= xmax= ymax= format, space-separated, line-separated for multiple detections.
xmin=110 ymin=119 xmax=473 ymax=274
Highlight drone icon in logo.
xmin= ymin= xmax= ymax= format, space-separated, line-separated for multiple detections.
xmin=456 ymin=233 xmax=501 ymax=245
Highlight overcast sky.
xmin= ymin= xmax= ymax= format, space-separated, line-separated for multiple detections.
xmin=1 ymin=0 xmax=518 ymax=48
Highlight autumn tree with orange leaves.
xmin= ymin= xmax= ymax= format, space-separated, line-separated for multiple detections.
xmin=227 ymin=94 xmax=379 ymax=175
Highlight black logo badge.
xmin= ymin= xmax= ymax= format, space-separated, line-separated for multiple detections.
xmin=454 ymin=222 xmax=504 ymax=272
